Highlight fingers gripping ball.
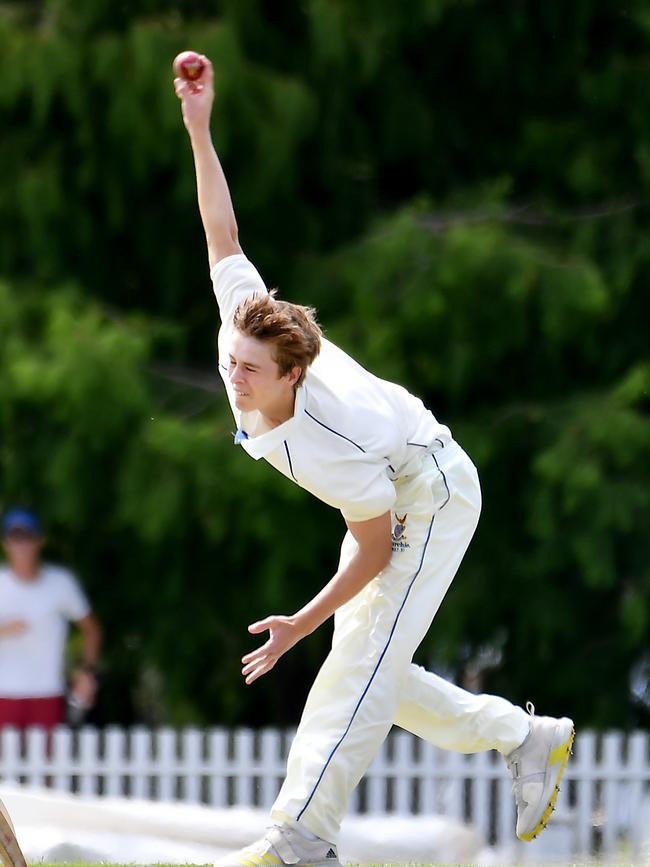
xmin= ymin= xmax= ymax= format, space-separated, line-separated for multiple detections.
xmin=173 ymin=51 xmax=205 ymax=82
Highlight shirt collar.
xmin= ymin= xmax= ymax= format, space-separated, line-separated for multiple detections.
xmin=236 ymin=384 xmax=307 ymax=460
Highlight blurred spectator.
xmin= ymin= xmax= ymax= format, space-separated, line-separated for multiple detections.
xmin=0 ymin=507 xmax=102 ymax=730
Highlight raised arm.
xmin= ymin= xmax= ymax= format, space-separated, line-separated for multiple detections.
xmin=174 ymin=56 xmax=242 ymax=269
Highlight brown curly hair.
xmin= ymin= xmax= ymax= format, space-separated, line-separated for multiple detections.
xmin=233 ymin=291 xmax=322 ymax=386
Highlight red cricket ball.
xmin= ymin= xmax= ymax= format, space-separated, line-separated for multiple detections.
xmin=173 ymin=51 xmax=205 ymax=82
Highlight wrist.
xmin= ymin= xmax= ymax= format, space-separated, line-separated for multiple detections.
xmin=78 ymin=663 xmax=98 ymax=677
xmin=189 ymin=124 xmax=213 ymax=148
xmin=292 ymin=608 xmax=320 ymax=638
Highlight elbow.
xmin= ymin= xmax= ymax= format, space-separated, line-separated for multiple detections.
xmin=216 ymin=221 xmax=238 ymax=248
xmin=347 ymin=510 xmax=393 ymax=576
xmin=211 ymin=221 xmax=238 ymax=243
xmin=355 ymin=538 xmax=391 ymax=583
xmin=371 ymin=533 xmax=392 ymax=575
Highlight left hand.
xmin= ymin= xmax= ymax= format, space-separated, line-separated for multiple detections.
xmin=242 ymin=615 xmax=306 ymax=685
xmin=71 ymin=669 xmax=98 ymax=708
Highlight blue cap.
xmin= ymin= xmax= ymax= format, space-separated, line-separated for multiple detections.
xmin=2 ymin=507 xmax=42 ymax=536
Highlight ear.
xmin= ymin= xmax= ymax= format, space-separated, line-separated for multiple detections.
xmin=286 ymin=365 xmax=302 ymax=387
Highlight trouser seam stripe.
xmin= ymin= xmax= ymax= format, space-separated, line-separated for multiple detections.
xmin=296 ymin=502 xmax=441 ymax=822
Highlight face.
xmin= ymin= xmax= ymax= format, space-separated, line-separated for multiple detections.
xmin=228 ymin=331 xmax=301 ymax=419
xmin=3 ymin=529 xmax=43 ymax=573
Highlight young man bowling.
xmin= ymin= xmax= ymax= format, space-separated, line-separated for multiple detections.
xmin=174 ymin=55 xmax=574 ymax=867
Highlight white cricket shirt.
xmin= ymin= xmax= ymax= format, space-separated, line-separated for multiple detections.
xmin=212 ymin=255 xmax=452 ymax=522
xmin=0 ymin=564 xmax=91 ymax=697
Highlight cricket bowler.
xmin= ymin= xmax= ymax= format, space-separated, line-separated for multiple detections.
xmin=174 ymin=55 xmax=575 ymax=867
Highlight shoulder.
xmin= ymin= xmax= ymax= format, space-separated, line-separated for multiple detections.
xmin=304 ymin=344 xmax=397 ymax=454
xmin=210 ymin=252 xmax=262 ymax=284
xmin=41 ymin=564 xmax=80 ymax=590
xmin=210 ymin=254 xmax=268 ymax=321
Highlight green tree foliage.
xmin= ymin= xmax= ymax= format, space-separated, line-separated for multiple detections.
xmin=0 ymin=0 xmax=648 ymax=727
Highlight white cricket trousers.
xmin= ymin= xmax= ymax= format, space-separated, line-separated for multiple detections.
xmin=271 ymin=439 xmax=531 ymax=843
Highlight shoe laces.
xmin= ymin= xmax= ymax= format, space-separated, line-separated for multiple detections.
xmin=507 ymin=701 xmax=536 ymax=800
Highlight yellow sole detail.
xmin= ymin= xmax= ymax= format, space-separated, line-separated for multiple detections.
xmin=519 ymin=726 xmax=575 ymax=842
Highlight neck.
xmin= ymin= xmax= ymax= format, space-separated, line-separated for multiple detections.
xmin=11 ymin=563 xmax=40 ymax=581
xmin=262 ymin=390 xmax=297 ymax=429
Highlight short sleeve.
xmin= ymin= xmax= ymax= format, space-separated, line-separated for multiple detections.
xmin=338 ymin=461 xmax=397 ymax=523
xmin=56 ymin=569 xmax=91 ymax=622
xmin=210 ymin=254 xmax=268 ymax=326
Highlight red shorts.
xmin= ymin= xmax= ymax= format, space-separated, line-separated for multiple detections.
xmin=0 ymin=696 xmax=65 ymax=731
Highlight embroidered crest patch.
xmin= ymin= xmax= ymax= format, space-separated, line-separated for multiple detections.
xmin=391 ymin=513 xmax=410 ymax=551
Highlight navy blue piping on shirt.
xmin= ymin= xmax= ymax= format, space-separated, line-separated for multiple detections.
xmin=284 ymin=441 xmax=298 ymax=483
xmin=407 ymin=439 xmax=447 ymax=450
xmin=304 ymin=410 xmax=366 ymax=453
xmin=432 ymin=452 xmax=451 ymax=507
xmin=296 ymin=456 xmax=451 ymax=823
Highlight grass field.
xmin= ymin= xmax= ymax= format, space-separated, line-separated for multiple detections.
xmin=44 ymin=861 xmax=630 ymax=867
xmin=27 ymin=859 xmax=647 ymax=867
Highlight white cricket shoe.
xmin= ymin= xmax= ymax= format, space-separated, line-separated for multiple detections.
xmin=214 ymin=824 xmax=342 ymax=867
xmin=505 ymin=703 xmax=575 ymax=841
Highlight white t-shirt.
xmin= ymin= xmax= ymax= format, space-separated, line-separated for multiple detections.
xmin=212 ymin=255 xmax=452 ymax=522
xmin=0 ymin=564 xmax=91 ymax=698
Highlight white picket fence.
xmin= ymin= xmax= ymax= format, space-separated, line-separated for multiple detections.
xmin=1 ymin=726 xmax=649 ymax=859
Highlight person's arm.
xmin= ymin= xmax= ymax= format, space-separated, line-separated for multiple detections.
xmin=174 ymin=56 xmax=242 ymax=269
xmin=70 ymin=613 xmax=102 ymax=707
xmin=241 ymin=511 xmax=392 ymax=684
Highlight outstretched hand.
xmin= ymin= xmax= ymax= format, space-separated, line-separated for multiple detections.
xmin=242 ymin=615 xmax=307 ymax=685
xmin=174 ymin=55 xmax=214 ymax=134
